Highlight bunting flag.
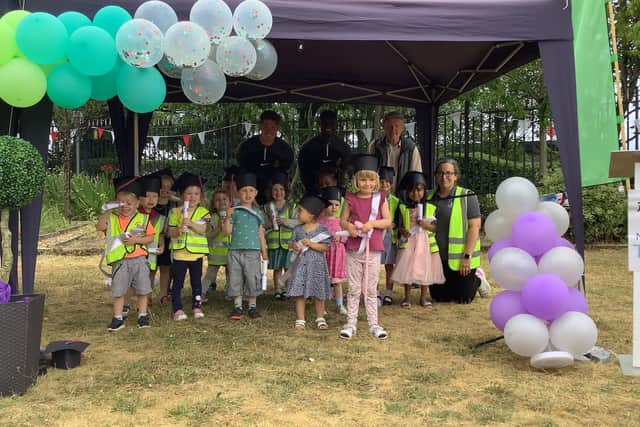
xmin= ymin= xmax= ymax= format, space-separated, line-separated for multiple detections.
xmin=547 ymin=126 xmax=555 ymax=140
xmin=49 ymin=130 xmax=57 ymax=142
xmin=243 ymin=122 xmax=252 ymax=137
xmin=151 ymin=135 xmax=160 ymax=146
xmin=363 ymin=128 xmax=373 ymax=142
xmin=449 ymin=112 xmax=462 ymax=128
xmin=197 ymin=131 xmax=206 ymax=145
xmin=182 ymin=134 xmax=190 ymax=148
xmin=405 ymin=122 xmax=416 ymax=138
xmin=517 ymin=119 xmax=531 ymax=137
xmin=97 ymin=128 xmax=105 ymax=139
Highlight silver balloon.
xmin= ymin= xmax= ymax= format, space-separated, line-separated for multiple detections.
xmin=246 ymin=39 xmax=277 ymax=81
xmin=181 ymin=59 xmax=226 ymax=105
xmin=157 ymin=55 xmax=182 ymax=78
xmin=190 ymin=0 xmax=233 ymax=45
xmin=163 ymin=21 xmax=211 ymax=68
xmin=215 ymin=35 xmax=256 ymax=77
xmin=134 ymin=1 xmax=178 ymax=34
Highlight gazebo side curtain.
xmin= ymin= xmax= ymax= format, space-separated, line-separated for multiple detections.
xmin=108 ymin=98 xmax=153 ymax=176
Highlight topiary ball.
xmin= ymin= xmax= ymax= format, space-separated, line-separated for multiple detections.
xmin=0 ymin=136 xmax=46 ymax=209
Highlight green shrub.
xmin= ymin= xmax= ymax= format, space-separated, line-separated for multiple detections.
xmin=42 ymin=171 xmax=114 ymax=222
xmin=0 ymin=136 xmax=46 ymax=209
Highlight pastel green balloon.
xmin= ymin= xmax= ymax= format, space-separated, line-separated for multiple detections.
xmin=0 ymin=58 xmax=46 ymax=107
xmin=93 ymin=5 xmax=131 ymax=38
xmin=0 ymin=21 xmax=17 ymax=64
xmin=0 ymin=10 xmax=31 ymax=30
xmin=67 ymin=26 xmax=117 ymax=76
xmin=40 ymin=59 xmax=67 ymax=76
xmin=91 ymin=60 xmax=122 ymax=101
xmin=116 ymin=65 xmax=166 ymax=113
xmin=58 ymin=11 xmax=91 ymax=36
xmin=15 ymin=12 xmax=68 ymax=64
xmin=47 ymin=63 xmax=92 ymax=109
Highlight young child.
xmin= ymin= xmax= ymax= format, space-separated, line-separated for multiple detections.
xmin=96 ymin=176 xmax=155 ymax=331
xmin=167 ymin=173 xmax=211 ymax=321
xmin=264 ymin=171 xmax=298 ymax=299
xmin=379 ymin=167 xmax=400 ymax=306
xmin=318 ymin=186 xmax=348 ymax=315
xmin=339 ymin=155 xmax=391 ymax=340
xmin=221 ymin=172 xmax=268 ymax=320
xmin=391 ymin=171 xmax=445 ymax=307
xmin=203 ymin=190 xmax=231 ymax=300
xmin=153 ymin=169 xmax=177 ymax=305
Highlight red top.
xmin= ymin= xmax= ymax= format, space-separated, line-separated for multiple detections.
xmin=345 ymin=191 xmax=385 ymax=252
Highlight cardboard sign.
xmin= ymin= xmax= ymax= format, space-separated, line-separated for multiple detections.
xmin=628 ymin=190 xmax=640 ymax=271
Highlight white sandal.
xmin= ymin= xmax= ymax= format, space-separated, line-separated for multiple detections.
xmin=339 ymin=325 xmax=356 ymax=339
xmin=315 ymin=317 xmax=328 ymax=330
xmin=369 ymin=325 xmax=388 ymax=340
xmin=295 ymin=319 xmax=306 ymax=330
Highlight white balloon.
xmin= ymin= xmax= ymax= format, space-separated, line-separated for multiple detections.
xmin=216 ymin=35 xmax=257 ymax=77
xmin=190 ymin=0 xmax=233 ymax=44
xmin=115 ymin=19 xmax=164 ymax=68
xmin=549 ymin=311 xmax=598 ymax=356
xmin=537 ymin=247 xmax=584 ymax=288
xmin=157 ymin=55 xmax=182 ymax=78
xmin=246 ymin=39 xmax=277 ymax=81
xmin=181 ymin=59 xmax=226 ymax=105
xmin=134 ymin=1 xmax=178 ymax=34
xmin=233 ymin=0 xmax=272 ymax=40
xmin=504 ymin=314 xmax=550 ymax=357
xmin=495 ymin=177 xmax=540 ymax=221
xmin=484 ymin=209 xmax=513 ymax=242
xmin=163 ymin=21 xmax=211 ymax=68
xmin=490 ymin=247 xmax=538 ymax=291
xmin=537 ymin=201 xmax=570 ymax=236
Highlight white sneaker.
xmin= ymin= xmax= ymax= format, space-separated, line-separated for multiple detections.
xmin=338 ymin=305 xmax=348 ymax=315
xmin=193 ymin=308 xmax=205 ymax=319
xmin=339 ymin=325 xmax=356 ymax=340
xmin=173 ymin=310 xmax=188 ymax=321
xmin=476 ymin=268 xmax=491 ymax=298
xmin=369 ymin=325 xmax=388 ymax=340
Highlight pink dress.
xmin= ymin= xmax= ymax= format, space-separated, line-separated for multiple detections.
xmin=318 ymin=216 xmax=347 ymax=283
xmin=391 ymin=207 xmax=445 ymax=286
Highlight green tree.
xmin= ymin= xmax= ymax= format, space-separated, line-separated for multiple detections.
xmin=614 ymin=0 xmax=640 ymax=110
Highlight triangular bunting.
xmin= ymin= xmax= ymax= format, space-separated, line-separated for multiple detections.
xmin=450 ymin=112 xmax=462 ymax=128
xmin=469 ymin=111 xmax=481 ymax=119
xmin=49 ymin=131 xmax=57 ymax=142
xmin=198 ymin=131 xmax=206 ymax=145
xmin=243 ymin=122 xmax=252 ymax=136
xmin=182 ymin=134 xmax=190 ymax=148
xmin=97 ymin=128 xmax=104 ymax=139
xmin=151 ymin=136 xmax=160 ymax=146
xmin=363 ymin=128 xmax=373 ymax=142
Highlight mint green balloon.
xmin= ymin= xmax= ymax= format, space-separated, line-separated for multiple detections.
xmin=58 ymin=11 xmax=91 ymax=36
xmin=67 ymin=26 xmax=117 ymax=76
xmin=0 ymin=10 xmax=30 ymax=30
xmin=116 ymin=65 xmax=166 ymax=113
xmin=0 ymin=21 xmax=17 ymax=64
xmin=0 ymin=58 xmax=46 ymax=107
xmin=47 ymin=63 xmax=92 ymax=109
xmin=15 ymin=12 xmax=68 ymax=64
xmin=93 ymin=6 xmax=131 ymax=38
xmin=92 ymin=61 xmax=122 ymax=101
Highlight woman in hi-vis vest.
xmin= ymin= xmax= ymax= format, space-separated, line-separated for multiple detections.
xmin=426 ymin=159 xmax=482 ymax=304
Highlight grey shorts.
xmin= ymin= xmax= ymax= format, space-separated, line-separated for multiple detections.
xmin=110 ymin=257 xmax=152 ymax=298
xmin=226 ymin=250 xmax=262 ymax=297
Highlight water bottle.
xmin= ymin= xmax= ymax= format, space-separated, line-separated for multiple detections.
xmin=195 ymin=295 xmax=202 ymax=309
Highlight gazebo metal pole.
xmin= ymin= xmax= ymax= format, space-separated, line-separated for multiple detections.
xmin=133 ymin=112 xmax=139 ymax=176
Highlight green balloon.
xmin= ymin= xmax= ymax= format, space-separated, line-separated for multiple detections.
xmin=0 ymin=10 xmax=31 ymax=30
xmin=92 ymin=60 xmax=122 ymax=101
xmin=67 ymin=26 xmax=117 ymax=76
xmin=40 ymin=59 xmax=67 ymax=76
xmin=0 ymin=21 xmax=17 ymax=65
xmin=0 ymin=58 xmax=46 ymax=108
xmin=116 ymin=65 xmax=166 ymax=113
xmin=58 ymin=11 xmax=91 ymax=36
xmin=93 ymin=5 xmax=131 ymax=38
xmin=15 ymin=12 xmax=68 ymax=64
xmin=47 ymin=63 xmax=92 ymax=109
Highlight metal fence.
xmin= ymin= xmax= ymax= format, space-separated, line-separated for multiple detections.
xmin=626 ymin=84 xmax=640 ymax=150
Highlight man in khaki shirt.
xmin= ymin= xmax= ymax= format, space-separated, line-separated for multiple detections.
xmin=368 ymin=112 xmax=422 ymax=194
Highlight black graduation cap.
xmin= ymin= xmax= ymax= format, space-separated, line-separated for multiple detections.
xmin=113 ymin=176 xmax=144 ymax=197
xmin=268 ymin=171 xmax=289 ymax=189
xmin=174 ymin=172 xmax=206 ymax=192
xmin=44 ymin=340 xmax=90 ymax=370
xmin=379 ymin=166 xmax=395 ymax=183
xmin=223 ymin=165 xmax=241 ymax=181
xmin=235 ymin=171 xmax=257 ymax=190
xmin=398 ymin=171 xmax=428 ymax=191
xmin=141 ymin=175 xmax=161 ymax=194
xmin=298 ymin=194 xmax=330 ymax=217
xmin=320 ymin=186 xmax=341 ymax=202
xmin=351 ymin=154 xmax=379 ymax=173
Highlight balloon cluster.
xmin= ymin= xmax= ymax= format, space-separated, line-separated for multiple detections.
xmin=485 ymin=177 xmax=597 ymax=368
xmin=0 ymin=0 xmax=278 ymax=111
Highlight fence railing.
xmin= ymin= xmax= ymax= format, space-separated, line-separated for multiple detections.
xmin=627 ymin=84 xmax=640 ymax=150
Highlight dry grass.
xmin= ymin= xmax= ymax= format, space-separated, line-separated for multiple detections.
xmin=1 ymin=249 xmax=639 ymax=427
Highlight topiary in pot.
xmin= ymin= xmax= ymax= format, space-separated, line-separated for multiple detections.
xmin=0 ymin=136 xmax=46 ymax=283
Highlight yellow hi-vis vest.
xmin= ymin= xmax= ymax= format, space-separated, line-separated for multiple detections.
xmin=147 ymin=213 xmax=166 ymax=271
xmin=397 ymin=203 xmax=438 ymax=253
xmin=265 ymin=202 xmax=294 ymax=250
xmin=169 ymin=206 xmax=210 ymax=255
xmin=428 ymin=186 xmax=481 ymax=270
xmin=208 ymin=212 xmax=231 ymax=265
xmin=387 ymin=193 xmax=400 ymax=244
xmin=105 ymin=212 xmax=149 ymax=265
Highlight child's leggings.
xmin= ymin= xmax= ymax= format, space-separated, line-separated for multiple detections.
xmin=346 ymin=250 xmax=381 ymax=328
xmin=171 ymin=258 xmax=203 ymax=312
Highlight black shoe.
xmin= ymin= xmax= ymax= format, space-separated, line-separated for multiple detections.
xmin=107 ymin=317 xmax=125 ymax=332
xmin=229 ymin=307 xmax=244 ymax=320
xmin=137 ymin=314 xmax=151 ymax=328
xmin=122 ymin=305 xmax=131 ymax=319
xmin=248 ymin=307 xmax=263 ymax=320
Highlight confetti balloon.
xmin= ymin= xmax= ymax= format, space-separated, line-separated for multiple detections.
xmin=181 ymin=59 xmax=226 ymax=105
xmin=163 ymin=21 xmax=210 ymax=68
xmin=233 ymin=0 xmax=272 ymax=40
xmin=157 ymin=55 xmax=182 ymax=78
xmin=67 ymin=26 xmax=118 ymax=76
xmin=134 ymin=1 xmax=178 ymax=34
xmin=190 ymin=0 xmax=233 ymax=44
xmin=246 ymin=39 xmax=277 ymax=80
xmin=216 ymin=35 xmax=256 ymax=77
xmin=15 ymin=12 xmax=68 ymax=64
xmin=116 ymin=18 xmax=163 ymax=68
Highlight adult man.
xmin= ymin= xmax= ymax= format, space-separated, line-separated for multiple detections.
xmin=368 ymin=111 xmax=422 ymax=194
xmin=237 ymin=110 xmax=294 ymax=205
xmin=297 ymin=110 xmax=352 ymax=193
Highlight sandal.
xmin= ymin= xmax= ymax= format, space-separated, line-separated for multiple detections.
xmin=382 ymin=296 xmax=393 ymax=306
xmin=401 ymin=300 xmax=411 ymax=308
xmin=315 ymin=317 xmax=328 ymax=330
xmin=420 ymin=299 xmax=433 ymax=308
xmin=295 ymin=319 xmax=306 ymax=330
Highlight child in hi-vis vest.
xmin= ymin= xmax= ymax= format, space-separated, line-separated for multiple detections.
xmin=203 ymin=190 xmax=231 ymax=300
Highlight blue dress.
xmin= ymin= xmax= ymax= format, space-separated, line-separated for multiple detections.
xmin=287 ymin=224 xmax=332 ymax=299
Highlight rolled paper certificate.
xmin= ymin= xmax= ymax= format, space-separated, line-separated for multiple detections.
xmin=417 ymin=203 xmax=423 ymax=221
xmin=182 ymin=201 xmax=189 ymax=232
xmin=335 ymin=230 xmax=350 ymax=237
xmin=101 ymin=201 xmax=123 ymax=212
xmin=261 ymin=260 xmax=269 ymax=291
xmin=270 ymin=203 xmax=279 ymax=231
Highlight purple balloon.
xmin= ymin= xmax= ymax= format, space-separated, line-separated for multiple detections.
xmin=489 ymin=290 xmax=526 ymax=331
xmin=488 ymin=238 xmax=512 ymax=261
xmin=511 ymin=212 xmax=557 ymax=257
xmin=555 ymin=237 xmax=575 ymax=249
xmin=0 ymin=279 xmax=10 ymax=304
xmin=566 ymin=288 xmax=588 ymax=314
xmin=522 ymin=274 xmax=570 ymax=321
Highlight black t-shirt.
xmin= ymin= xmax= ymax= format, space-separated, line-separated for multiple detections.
xmin=298 ymin=135 xmax=352 ymax=192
